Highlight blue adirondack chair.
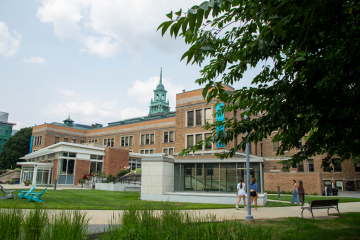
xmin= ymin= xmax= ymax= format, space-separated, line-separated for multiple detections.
xmin=27 ymin=188 xmax=47 ymax=202
xmin=18 ymin=185 xmax=37 ymax=199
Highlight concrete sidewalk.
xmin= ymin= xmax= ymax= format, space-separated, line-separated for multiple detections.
xmin=81 ymin=202 xmax=360 ymax=225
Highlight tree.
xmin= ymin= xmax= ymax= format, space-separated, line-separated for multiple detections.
xmin=0 ymin=127 xmax=32 ymax=169
xmin=158 ymin=0 xmax=360 ymax=168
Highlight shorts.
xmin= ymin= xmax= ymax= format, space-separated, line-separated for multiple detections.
xmin=250 ymin=191 xmax=257 ymax=197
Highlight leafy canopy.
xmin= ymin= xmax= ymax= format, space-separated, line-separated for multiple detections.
xmin=0 ymin=127 xmax=32 ymax=169
xmin=158 ymin=0 xmax=360 ymax=167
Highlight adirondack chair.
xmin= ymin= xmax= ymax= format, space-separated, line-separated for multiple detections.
xmin=0 ymin=184 xmax=15 ymax=199
xmin=18 ymin=185 xmax=37 ymax=199
xmin=27 ymin=188 xmax=47 ymax=203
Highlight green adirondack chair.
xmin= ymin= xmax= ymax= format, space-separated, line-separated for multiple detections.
xmin=27 ymin=188 xmax=47 ymax=203
xmin=18 ymin=185 xmax=37 ymax=199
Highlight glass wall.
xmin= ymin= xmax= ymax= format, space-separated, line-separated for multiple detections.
xmin=174 ymin=162 xmax=262 ymax=193
xmin=20 ymin=167 xmax=34 ymax=184
xmin=58 ymin=159 xmax=75 ymax=184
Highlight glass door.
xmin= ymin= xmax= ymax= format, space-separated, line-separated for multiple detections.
xmin=57 ymin=159 xmax=75 ymax=184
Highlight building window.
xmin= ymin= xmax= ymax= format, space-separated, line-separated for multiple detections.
xmin=333 ymin=159 xmax=342 ymax=172
xmin=72 ymin=139 xmax=76 ymax=143
xmin=186 ymin=133 xmax=213 ymax=151
xmin=357 ymin=181 xmax=360 ymax=189
xmin=205 ymin=133 xmax=212 ymax=150
xmin=64 ymin=138 xmax=68 ymax=143
xmin=196 ymin=110 xmax=202 ymax=126
xmin=90 ymin=155 xmax=103 ymax=160
xmin=187 ymin=111 xmax=194 ymax=126
xmin=307 ymin=159 xmax=314 ymax=172
xmin=129 ymin=158 xmax=141 ymax=170
xmin=296 ymin=139 xmax=302 ymax=151
xmin=140 ymin=133 xmax=154 ymax=145
xmin=355 ymin=163 xmax=360 ymax=172
xmin=324 ymin=180 xmax=332 ymax=187
xmin=163 ymin=131 xmax=174 ymax=143
xmin=273 ymin=142 xmax=279 ymax=152
xmin=103 ymin=138 xmax=115 ymax=147
xmin=55 ymin=137 xmax=59 ymax=144
xmin=335 ymin=180 xmax=343 ymax=189
xmin=297 ymin=161 xmax=304 ymax=172
xmin=34 ymin=136 xmax=42 ymax=146
xmin=140 ymin=149 xmax=154 ymax=154
xmin=80 ymin=140 xmax=84 ymax=143
xmin=121 ymin=136 xmax=133 ymax=147
xmin=163 ymin=148 xmax=175 ymax=156
xmin=205 ymin=108 xmax=213 ymax=124
xmin=187 ymin=108 xmax=213 ymax=127
xmin=323 ymin=162 xmax=331 ymax=172
xmin=88 ymin=139 xmax=98 ymax=143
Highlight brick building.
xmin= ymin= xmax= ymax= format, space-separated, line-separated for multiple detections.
xmin=19 ymin=70 xmax=360 ymax=193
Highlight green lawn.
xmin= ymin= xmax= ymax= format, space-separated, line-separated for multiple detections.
xmin=2 ymin=189 xmax=238 ymax=210
xmin=267 ymin=194 xmax=360 ymax=203
xmin=242 ymin=212 xmax=360 ymax=240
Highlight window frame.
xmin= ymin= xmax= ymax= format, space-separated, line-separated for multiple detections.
xmin=140 ymin=149 xmax=155 ymax=154
xmin=307 ymin=159 xmax=314 ymax=172
xmin=273 ymin=142 xmax=279 ymax=152
xmin=121 ymin=135 xmax=134 ymax=147
xmin=333 ymin=159 xmax=342 ymax=172
xmin=140 ymin=133 xmax=155 ymax=145
xmin=186 ymin=107 xmax=213 ymax=127
xmin=163 ymin=131 xmax=175 ymax=143
xmin=185 ymin=132 xmax=213 ymax=151
xmin=163 ymin=147 xmax=175 ymax=156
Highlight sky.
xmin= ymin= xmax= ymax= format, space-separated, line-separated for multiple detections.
xmin=0 ymin=0 xmax=262 ymax=130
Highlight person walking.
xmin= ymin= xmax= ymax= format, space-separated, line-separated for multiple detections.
xmin=298 ymin=180 xmax=305 ymax=206
xmin=291 ymin=180 xmax=300 ymax=204
xmin=235 ymin=178 xmax=246 ymax=210
xmin=250 ymin=178 xmax=259 ymax=211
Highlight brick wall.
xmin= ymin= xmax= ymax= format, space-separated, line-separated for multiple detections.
xmin=52 ymin=159 xmax=58 ymax=184
xmin=264 ymin=172 xmax=322 ymax=194
xmin=74 ymin=160 xmax=90 ymax=185
xmin=103 ymin=148 xmax=129 ymax=176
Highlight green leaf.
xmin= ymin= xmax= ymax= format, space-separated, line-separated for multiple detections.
xmin=161 ymin=21 xmax=173 ymax=36
xmin=274 ymin=26 xmax=286 ymax=37
xmin=295 ymin=57 xmax=306 ymax=61
xmin=196 ymin=9 xmax=204 ymax=28
xmin=200 ymin=44 xmax=216 ymax=51
xmin=269 ymin=14 xmax=278 ymax=19
xmin=175 ymin=9 xmax=182 ymax=16
xmin=297 ymin=51 xmax=306 ymax=57
xmin=166 ymin=11 xmax=173 ymax=20
xmin=189 ymin=14 xmax=196 ymax=32
xmin=182 ymin=18 xmax=188 ymax=33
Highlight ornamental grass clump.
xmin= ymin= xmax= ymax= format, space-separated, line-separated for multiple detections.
xmin=22 ymin=206 xmax=49 ymax=240
xmin=0 ymin=207 xmax=22 ymax=240
xmin=100 ymin=203 xmax=272 ymax=240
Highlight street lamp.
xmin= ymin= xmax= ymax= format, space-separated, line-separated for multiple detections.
xmin=244 ymin=112 xmax=254 ymax=221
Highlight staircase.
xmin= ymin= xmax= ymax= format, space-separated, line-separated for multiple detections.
xmin=0 ymin=171 xmax=21 ymax=183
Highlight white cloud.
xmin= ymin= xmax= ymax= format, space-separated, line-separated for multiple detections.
xmin=23 ymin=57 xmax=46 ymax=65
xmin=36 ymin=0 xmax=203 ymax=58
xmin=121 ymin=107 xmax=147 ymax=119
xmin=40 ymin=100 xmax=147 ymax=125
xmin=56 ymin=88 xmax=77 ymax=97
xmin=127 ymin=75 xmax=183 ymax=110
xmin=0 ymin=21 xmax=21 ymax=57
xmin=13 ymin=121 xmax=30 ymax=130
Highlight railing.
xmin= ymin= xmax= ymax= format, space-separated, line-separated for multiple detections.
xmin=113 ymin=173 xmax=141 ymax=186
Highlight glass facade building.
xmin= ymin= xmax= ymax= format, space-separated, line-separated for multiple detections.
xmin=0 ymin=112 xmax=16 ymax=155
xmin=174 ymin=162 xmax=262 ymax=193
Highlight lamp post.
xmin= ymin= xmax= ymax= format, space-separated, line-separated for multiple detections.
xmin=244 ymin=112 xmax=254 ymax=221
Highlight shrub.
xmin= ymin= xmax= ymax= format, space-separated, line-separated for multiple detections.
xmin=24 ymin=179 xmax=31 ymax=184
xmin=280 ymin=190 xmax=286 ymax=194
xmin=271 ymin=191 xmax=277 ymax=194
xmin=117 ymin=169 xmax=128 ymax=177
xmin=311 ymin=192 xmax=318 ymax=196
xmin=14 ymin=168 xmax=21 ymax=171
xmin=79 ymin=179 xmax=85 ymax=184
xmin=287 ymin=191 xmax=293 ymax=195
xmin=306 ymin=193 xmax=309 ymax=195
xmin=107 ymin=174 xmax=115 ymax=182
xmin=135 ymin=168 xmax=142 ymax=174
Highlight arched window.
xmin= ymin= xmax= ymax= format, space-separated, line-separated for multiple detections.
xmin=162 ymin=95 xmax=165 ymax=100
xmin=156 ymin=94 xmax=159 ymax=100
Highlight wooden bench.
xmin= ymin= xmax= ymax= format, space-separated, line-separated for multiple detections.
xmin=301 ymin=199 xmax=340 ymax=219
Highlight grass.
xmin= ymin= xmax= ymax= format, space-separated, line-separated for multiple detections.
xmin=267 ymin=194 xmax=360 ymax=203
xmin=1 ymin=203 xmax=360 ymax=239
xmin=1 ymin=189 xmax=238 ymax=210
